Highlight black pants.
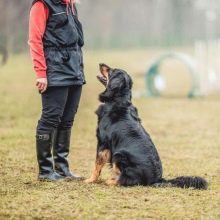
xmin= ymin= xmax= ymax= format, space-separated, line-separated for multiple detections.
xmin=37 ymin=85 xmax=82 ymax=132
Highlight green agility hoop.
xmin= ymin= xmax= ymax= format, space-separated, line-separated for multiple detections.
xmin=145 ymin=53 xmax=201 ymax=98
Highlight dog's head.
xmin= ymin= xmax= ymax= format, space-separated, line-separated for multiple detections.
xmin=97 ymin=63 xmax=133 ymax=103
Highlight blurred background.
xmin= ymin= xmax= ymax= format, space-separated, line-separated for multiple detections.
xmin=0 ymin=0 xmax=220 ymax=97
xmin=1 ymin=2 xmax=220 ymax=218
xmin=1 ymin=0 xmax=220 ymax=50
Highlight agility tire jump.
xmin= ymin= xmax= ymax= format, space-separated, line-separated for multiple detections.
xmin=145 ymin=53 xmax=201 ymax=98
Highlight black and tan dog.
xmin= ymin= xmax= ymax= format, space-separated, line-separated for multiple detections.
xmin=85 ymin=64 xmax=207 ymax=189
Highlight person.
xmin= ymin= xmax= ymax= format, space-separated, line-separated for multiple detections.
xmin=28 ymin=0 xmax=85 ymax=181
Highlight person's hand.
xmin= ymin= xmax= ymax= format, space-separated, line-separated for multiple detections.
xmin=36 ymin=78 xmax=48 ymax=93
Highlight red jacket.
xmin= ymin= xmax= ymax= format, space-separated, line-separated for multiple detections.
xmin=28 ymin=0 xmax=74 ymax=78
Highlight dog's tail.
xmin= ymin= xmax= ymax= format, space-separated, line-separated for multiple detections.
xmin=153 ymin=176 xmax=208 ymax=190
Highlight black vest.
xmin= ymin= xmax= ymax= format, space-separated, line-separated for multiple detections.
xmin=32 ymin=0 xmax=85 ymax=86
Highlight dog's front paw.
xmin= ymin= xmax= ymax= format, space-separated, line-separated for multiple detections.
xmin=84 ymin=178 xmax=96 ymax=184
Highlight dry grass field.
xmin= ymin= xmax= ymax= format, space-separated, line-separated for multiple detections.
xmin=0 ymin=50 xmax=220 ymax=219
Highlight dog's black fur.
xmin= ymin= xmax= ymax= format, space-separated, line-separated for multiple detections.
xmin=95 ymin=64 xmax=208 ymax=189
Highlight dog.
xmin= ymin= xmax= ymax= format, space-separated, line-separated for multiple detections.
xmin=85 ymin=64 xmax=208 ymax=189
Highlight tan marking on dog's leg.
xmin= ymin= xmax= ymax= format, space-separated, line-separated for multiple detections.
xmin=112 ymin=163 xmax=121 ymax=176
xmin=105 ymin=163 xmax=121 ymax=186
xmin=105 ymin=178 xmax=119 ymax=186
xmin=85 ymin=149 xmax=110 ymax=183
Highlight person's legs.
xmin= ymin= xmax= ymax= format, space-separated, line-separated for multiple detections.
xmin=53 ymin=85 xmax=83 ymax=179
xmin=37 ymin=86 xmax=69 ymax=132
xmin=36 ymin=86 xmax=69 ymax=181
xmin=59 ymin=85 xmax=82 ymax=130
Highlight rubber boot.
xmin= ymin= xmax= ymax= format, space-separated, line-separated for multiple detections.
xmin=53 ymin=129 xmax=83 ymax=180
xmin=36 ymin=131 xmax=64 ymax=181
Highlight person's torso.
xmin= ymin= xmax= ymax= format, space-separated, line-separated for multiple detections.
xmin=32 ymin=0 xmax=85 ymax=86
xmin=33 ymin=0 xmax=84 ymax=48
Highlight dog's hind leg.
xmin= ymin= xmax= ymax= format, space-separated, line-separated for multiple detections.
xmin=118 ymin=167 xmax=146 ymax=187
xmin=105 ymin=163 xmax=121 ymax=186
xmin=105 ymin=178 xmax=119 ymax=186
xmin=85 ymin=149 xmax=110 ymax=183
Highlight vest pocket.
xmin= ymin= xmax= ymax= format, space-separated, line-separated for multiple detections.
xmin=46 ymin=49 xmax=64 ymax=65
xmin=69 ymin=50 xmax=80 ymax=75
xmin=45 ymin=48 xmax=81 ymax=76
xmin=50 ymin=12 xmax=68 ymax=29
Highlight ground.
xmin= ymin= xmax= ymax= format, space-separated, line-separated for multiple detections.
xmin=0 ymin=50 xmax=220 ymax=220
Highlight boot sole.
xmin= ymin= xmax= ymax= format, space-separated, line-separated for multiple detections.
xmin=38 ymin=177 xmax=65 ymax=182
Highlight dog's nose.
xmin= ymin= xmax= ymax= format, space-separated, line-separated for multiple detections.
xmin=99 ymin=63 xmax=111 ymax=70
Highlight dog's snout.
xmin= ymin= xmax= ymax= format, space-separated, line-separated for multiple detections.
xmin=99 ymin=63 xmax=111 ymax=70
xmin=99 ymin=63 xmax=106 ymax=68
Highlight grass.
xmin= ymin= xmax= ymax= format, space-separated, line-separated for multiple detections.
xmin=0 ymin=50 xmax=220 ymax=220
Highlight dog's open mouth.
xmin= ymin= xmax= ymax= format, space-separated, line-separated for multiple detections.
xmin=97 ymin=64 xmax=111 ymax=86
xmin=97 ymin=74 xmax=107 ymax=86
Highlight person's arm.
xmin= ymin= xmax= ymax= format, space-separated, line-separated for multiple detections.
xmin=28 ymin=1 xmax=49 ymax=93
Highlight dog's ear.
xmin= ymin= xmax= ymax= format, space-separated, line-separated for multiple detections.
xmin=99 ymin=63 xmax=111 ymax=77
xmin=111 ymin=70 xmax=132 ymax=91
xmin=99 ymin=76 xmax=127 ymax=102
xmin=109 ymin=76 xmax=126 ymax=91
